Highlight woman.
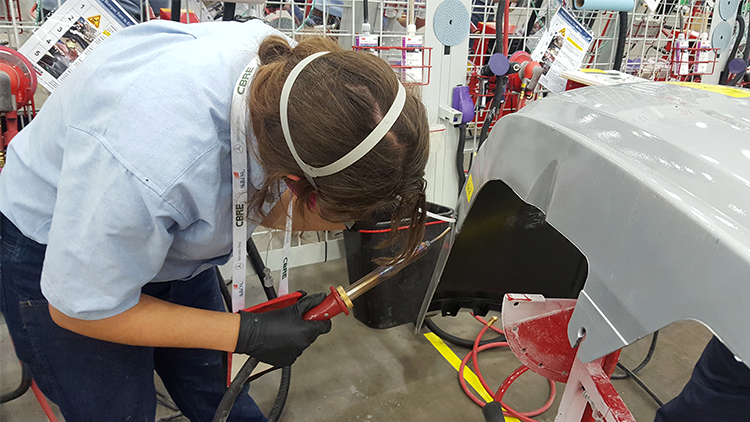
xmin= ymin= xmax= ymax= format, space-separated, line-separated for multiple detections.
xmin=0 ymin=19 xmax=429 ymax=422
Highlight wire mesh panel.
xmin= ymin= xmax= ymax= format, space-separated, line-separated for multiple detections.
xmin=621 ymin=0 xmax=717 ymax=81
xmin=460 ymin=0 xmax=724 ymax=168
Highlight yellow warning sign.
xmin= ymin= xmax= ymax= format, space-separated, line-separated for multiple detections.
xmin=559 ymin=27 xmax=566 ymax=37
xmin=465 ymin=174 xmax=474 ymax=203
xmin=87 ymin=15 xmax=101 ymax=28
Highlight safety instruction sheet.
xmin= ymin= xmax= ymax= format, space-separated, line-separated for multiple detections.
xmin=531 ymin=7 xmax=593 ymax=93
xmin=19 ymin=0 xmax=136 ymax=92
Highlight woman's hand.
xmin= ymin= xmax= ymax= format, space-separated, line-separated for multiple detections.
xmin=234 ymin=292 xmax=332 ymax=366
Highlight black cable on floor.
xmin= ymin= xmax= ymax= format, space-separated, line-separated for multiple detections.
xmin=0 ymin=361 xmax=31 ymax=404
xmin=615 ymin=362 xmax=664 ymax=407
xmin=425 ymin=318 xmax=506 ymax=349
xmin=212 ymin=358 xmax=260 ymax=422
xmin=611 ymin=331 xmax=659 ymax=380
xmin=245 ymin=366 xmax=282 ymax=385
xmin=267 ymin=365 xmax=291 ymax=422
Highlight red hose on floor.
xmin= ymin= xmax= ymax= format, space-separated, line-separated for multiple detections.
xmin=31 ymin=381 xmax=59 ymax=422
xmin=457 ymin=316 xmax=556 ymax=422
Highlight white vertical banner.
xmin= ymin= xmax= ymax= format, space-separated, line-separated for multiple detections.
xmin=279 ymin=199 xmax=293 ymax=296
xmin=229 ymin=57 xmax=260 ymax=312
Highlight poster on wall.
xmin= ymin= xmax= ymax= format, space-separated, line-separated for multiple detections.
xmin=531 ymin=7 xmax=593 ymax=93
xmin=19 ymin=0 xmax=136 ymax=92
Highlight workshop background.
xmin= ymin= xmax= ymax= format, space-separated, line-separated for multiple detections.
xmin=0 ymin=0 xmax=744 ymax=420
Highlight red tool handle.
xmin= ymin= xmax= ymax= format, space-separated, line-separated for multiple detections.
xmin=302 ymin=286 xmax=349 ymax=321
xmin=241 ymin=287 xmax=349 ymax=321
xmin=242 ymin=291 xmax=304 ymax=313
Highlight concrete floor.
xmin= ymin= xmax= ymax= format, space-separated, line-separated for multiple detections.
xmin=1 ymin=257 xmax=713 ymax=422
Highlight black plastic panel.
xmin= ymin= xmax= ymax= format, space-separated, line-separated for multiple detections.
xmin=429 ymin=180 xmax=588 ymax=317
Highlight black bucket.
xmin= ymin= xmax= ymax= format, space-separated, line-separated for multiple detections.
xmin=342 ymin=202 xmax=454 ymax=329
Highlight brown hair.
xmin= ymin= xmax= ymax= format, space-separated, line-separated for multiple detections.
xmin=248 ymin=35 xmax=430 ymax=264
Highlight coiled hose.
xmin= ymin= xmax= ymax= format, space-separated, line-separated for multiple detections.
xmin=0 ymin=362 xmax=32 ymax=403
xmin=214 ymin=238 xmax=291 ymax=422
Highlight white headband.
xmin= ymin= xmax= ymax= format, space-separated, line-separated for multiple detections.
xmin=279 ymin=51 xmax=407 ymax=188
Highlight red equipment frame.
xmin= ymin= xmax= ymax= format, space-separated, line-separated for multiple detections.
xmin=502 ymin=294 xmax=637 ymax=422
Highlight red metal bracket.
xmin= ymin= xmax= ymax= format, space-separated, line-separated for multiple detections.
xmin=501 ymin=294 xmax=636 ymax=422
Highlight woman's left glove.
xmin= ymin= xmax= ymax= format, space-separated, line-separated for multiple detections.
xmin=234 ymin=292 xmax=332 ymax=367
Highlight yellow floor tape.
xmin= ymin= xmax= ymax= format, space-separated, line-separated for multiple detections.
xmin=424 ymin=332 xmax=522 ymax=422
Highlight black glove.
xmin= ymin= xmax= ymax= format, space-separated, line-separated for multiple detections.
xmin=235 ymin=292 xmax=332 ymax=367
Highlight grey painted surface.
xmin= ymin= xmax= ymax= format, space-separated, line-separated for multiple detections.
xmin=457 ymin=82 xmax=750 ymax=364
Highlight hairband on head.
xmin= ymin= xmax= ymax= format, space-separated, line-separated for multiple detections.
xmin=279 ymin=51 xmax=407 ymax=190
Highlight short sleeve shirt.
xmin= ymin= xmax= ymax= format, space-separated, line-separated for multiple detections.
xmin=0 ymin=20 xmax=283 ymax=320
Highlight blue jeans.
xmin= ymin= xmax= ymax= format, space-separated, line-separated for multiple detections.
xmin=654 ymin=336 xmax=750 ymax=422
xmin=0 ymin=214 xmax=267 ymax=422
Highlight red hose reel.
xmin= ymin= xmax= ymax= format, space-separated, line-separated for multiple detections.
xmin=0 ymin=45 xmax=36 ymax=169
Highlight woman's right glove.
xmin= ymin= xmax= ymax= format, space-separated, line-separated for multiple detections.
xmin=234 ymin=292 xmax=332 ymax=367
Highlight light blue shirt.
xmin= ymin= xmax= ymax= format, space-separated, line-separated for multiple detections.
xmin=0 ymin=20 xmax=284 ymax=320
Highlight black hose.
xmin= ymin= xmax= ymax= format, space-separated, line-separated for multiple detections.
xmin=611 ymin=331 xmax=659 ymax=380
xmin=482 ymin=401 xmax=506 ymax=422
xmin=475 ymin=64 xmax=506 ymax=153
xmin=615 ymin=362 xmax=664 ymax=407
xmin=363 ymin=0 xmax=369 ymax=24
xmin=246 ymin=366 xmax=282 ymax=384
xmin=425 ymin=318 xmax=506 ymax=348
xmin=247 ymin=239 xmax=277 ymax=300
xmin=212 ymin=358 xmax=260 ymax=422
xmin=721 ymin=13 xmax=745 ymax=85
xmin=476 ymin=107 xmax=497 ymax=151
xmin=267 ymin=365 xmax=292 ymax=422
xmin=496 ymin=0 xmax=505 ymax=56
xmin=170 ymin=0 xmax=180 ymax=21
xmin=222 ymin=2 xmax=236 ymax=21
xmin=474 ymin=0 xmax=507 ymax=153
xmin=0 ymin=362 xmax=32 ymax=403
xmin=245 ymin=239 xmax=289 ymax=422
xmin=213 ymin=240 xmax=291 ymax=422
xmin=456 ymin=124 xmax=467 ymax=193
xmin=612 ymin=11 xmax=628 ymax=71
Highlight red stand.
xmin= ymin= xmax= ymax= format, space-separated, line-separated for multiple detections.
xmin=501 ymin=294 xmax=636 ymax=422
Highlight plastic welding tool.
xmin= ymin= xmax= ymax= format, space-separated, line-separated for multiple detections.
xmin=242 ymin=226 xmax=452 ymax=321
xmin=212 ymin=227 xmax=453 ymax=422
